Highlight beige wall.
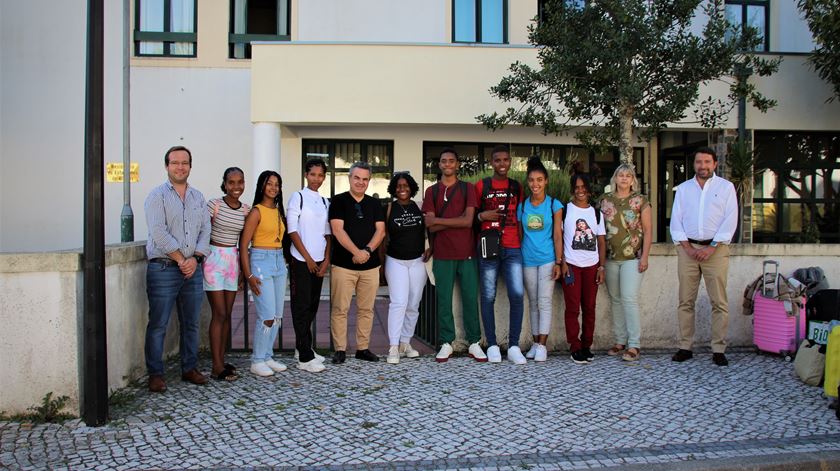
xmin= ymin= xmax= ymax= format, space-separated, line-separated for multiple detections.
xmin=0 ymin=243 xmax=208 ymax=415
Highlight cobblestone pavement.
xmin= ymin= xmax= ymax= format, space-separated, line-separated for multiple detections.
xmin=2 ymin=352 xmax=839 ymax=470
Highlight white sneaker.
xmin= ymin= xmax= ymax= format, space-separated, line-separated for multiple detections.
xmin=468 ymin=342 xmax=488 ymax=362
xmin=487 ymin=345 xmax=502 ymax=363
xmin=525 ymin=343 xmax=538 ymax=359
xmin=534 ymin=344 xmax=548 ymax=362
xmin=387 ymin=346 xmax=401 ymax=364
xmin=250 ymin=362 xmax=274 ymax=377
xmin=435 ymin=343 xmax=453 ymax=363
xmin=399 ymin=342 xmax=420 ymax=358
xmin=297 ymin=359 xmax=326 ymax=373
xmin=265 ymin=359 xmax=287 ymax=372
xmin=295 ymin=349 xmax=326 ymax=363
xmin=507 ymin=346 xmax=527 ymax=365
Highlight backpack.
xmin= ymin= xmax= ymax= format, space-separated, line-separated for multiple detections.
xmin=561 ymin=201 xmax=601 ymax=225
xmin=793 ymin=266 xmax=829 ymax=297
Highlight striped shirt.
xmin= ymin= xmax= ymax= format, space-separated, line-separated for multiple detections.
xmin=207 ymin=197 xmax=250 ymax=246
xmin=145 ymin=181 xmax=211 ymax=260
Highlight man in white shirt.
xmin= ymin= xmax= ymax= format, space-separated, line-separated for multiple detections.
xmin=669 ymin=147 xmax=738 ymax=366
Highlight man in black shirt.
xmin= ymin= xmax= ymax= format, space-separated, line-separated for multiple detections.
xmin=329 ymin=161 xmax=386 ymax=363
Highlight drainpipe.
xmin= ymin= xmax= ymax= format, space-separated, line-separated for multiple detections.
xmin=120 ymin=0 xmax=134 ymax=242
xmin=82 ymin=0 xmax=109 ymax=426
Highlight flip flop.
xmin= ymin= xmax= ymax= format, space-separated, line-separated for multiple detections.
xmin=213 ymin=367 xmax=239 ymax=382
xmin=607 ymin=345 xmax=625 ymax=356
xmin=224 ymin=363 xmax=238 ymax=372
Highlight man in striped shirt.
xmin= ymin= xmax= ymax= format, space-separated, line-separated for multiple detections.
xmin=144 ymin=146 xmax=211 ymax=392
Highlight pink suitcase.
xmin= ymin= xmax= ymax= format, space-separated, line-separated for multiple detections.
xmin=753 ymin=261 xmax=806 ymax=361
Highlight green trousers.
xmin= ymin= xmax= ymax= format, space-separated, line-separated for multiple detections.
xmin=433 ymin=258 xmax=481 ymax=344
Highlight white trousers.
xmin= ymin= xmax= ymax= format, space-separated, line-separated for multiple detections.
xmin=384 ymin=255 xmax=428 ymax=345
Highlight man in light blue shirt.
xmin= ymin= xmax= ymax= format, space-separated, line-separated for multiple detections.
xmin=670 ymin=146 xmax=738 ymax=366
xmin=144 ymin=146 xmax=211 ymax=392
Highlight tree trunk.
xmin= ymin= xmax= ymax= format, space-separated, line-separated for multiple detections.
xmin=618 ymin=101 xmax=634 ymax=164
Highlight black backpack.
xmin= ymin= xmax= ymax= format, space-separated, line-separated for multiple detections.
xmin=807 ymin=289 xmax=840 ymax=323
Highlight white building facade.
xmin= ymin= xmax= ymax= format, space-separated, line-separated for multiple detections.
xmin=1 ymin=0 xmax=838 ymax=251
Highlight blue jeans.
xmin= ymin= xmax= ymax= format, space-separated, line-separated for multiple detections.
xmin=250 ymin=249 xmax=287 ymax=364
xmin=145 ymin=260 xmax=204 ymax=376
xmin=605 ymin=258 xmax=644 ymax=349
xmin=478 ymin=247 xmax=525 ymax=347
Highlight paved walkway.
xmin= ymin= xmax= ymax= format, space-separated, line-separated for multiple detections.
xmin=2 ymin=352 xmax=839 ymax=470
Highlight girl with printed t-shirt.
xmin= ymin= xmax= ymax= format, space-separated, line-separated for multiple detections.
xmin=382 ymin=172 xmax=429 ymax=364
xmin=204 ymin=167 xmax=249 ymax=381
xmin=599 ymin=164 xmax=652 ymax=362
xmin=560 ymin=173 xmax=606 ymax=365
xmin=517 ymin=157 xmax=564 ymax=362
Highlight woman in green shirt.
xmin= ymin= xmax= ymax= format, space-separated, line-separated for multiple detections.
xmin=599 ymin=164 xmax=652 ymax=361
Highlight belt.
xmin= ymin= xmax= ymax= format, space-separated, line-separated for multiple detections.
xmin=688 ymin=238 xmax=713 ymax=246
xmin=149 ymin=257 xmax=178 ymax=267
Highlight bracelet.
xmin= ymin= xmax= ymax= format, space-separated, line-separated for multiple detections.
xmin=247 ymin=273 xmax=255 ymax=279
xmin=597 ymin=266 xmax=605 ymax=271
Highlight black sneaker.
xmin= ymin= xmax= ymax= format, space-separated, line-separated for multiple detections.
xmin=331 ymin=350 xmax=346 ymax=364
xmin=571 ymin=350 xmax=590 ymax=364
xmin=354 ymin=349 xmax=379 ymax=362
xmin=583 ymin=348 xmax=594 ymax=362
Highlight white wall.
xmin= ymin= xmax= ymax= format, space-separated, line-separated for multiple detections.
xmin=297 ymin=0 xmax=448 ymax=42
xmin=123 ymin=67 xmax=253 ymax=245
xmin=773 ymin=1 xmax=815 ymax=53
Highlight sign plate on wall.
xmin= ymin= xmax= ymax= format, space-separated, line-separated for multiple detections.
xmin=106 ymin=163 xmax=139 ymax=183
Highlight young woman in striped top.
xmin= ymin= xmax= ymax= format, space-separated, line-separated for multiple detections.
xmin=204 ymin=167 xmax=250 ymax=381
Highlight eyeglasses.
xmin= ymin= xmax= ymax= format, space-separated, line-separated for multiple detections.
xmin=354 ymin=202 xmax=364 ymax=219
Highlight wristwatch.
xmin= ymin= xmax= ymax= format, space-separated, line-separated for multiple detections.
xmin=193 ymin=254 xmax=206 ymax=264
xmin=710 ymin=241 xmax=719 ymax=248
xmin=362 ymin=246 xmax=373 ymax=254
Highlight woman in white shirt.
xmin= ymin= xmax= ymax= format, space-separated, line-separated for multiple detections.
xmin=286 ymin=159 xmax=332 ymax=373
xmin=560 ymin=173 xmax=606 ymax=365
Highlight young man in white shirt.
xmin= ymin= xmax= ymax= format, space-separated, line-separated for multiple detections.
xmin=669 ymin=147 xmax=738 ymax=366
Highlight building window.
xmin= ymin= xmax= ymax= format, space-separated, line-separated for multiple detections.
xmin=230 ymin=0 xmax=291 ymax=59
xmin=753 ymin=131 xmax=840 ymax=243
xmin=135 ymin=0 xmax=197 ymax=57
xmin=725 ymin=0 xmax=769 ymax=52
xmin=302 ymin=140 xmax=394 ymax=201
xmin=422 ymin=141 xmax=643 ymax=199
xmin=453 ymin=0 xmax=507 ymax=44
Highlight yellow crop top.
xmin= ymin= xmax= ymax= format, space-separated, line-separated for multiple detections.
xmin=252 ymin=204 xmax=285 ymax=248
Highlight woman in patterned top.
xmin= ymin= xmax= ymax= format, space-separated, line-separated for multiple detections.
xmin=599 ymin=164 xmax=652 ymax=361
xmin=204 ymin=167 xmax=249 ymax=381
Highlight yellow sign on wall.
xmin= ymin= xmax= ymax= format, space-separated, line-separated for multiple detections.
xmin=106 ymin=163 xmax=139 ymax=183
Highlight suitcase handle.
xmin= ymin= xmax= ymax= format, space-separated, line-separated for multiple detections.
xmin=762 ymin=260 xmax=780 ymax=298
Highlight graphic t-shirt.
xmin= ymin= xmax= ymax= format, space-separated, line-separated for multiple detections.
xmin=563 ymin=203 xmax=606 ymax=268
xmin=475 ymin=178 xmax=524 ymax=249
xmin=599 ymin=192 xmax=650 ymax=261
xmin=517 ymin=196 xmax=564 ymax=267
xmin=421 ymin=180 xmax=478 ymax=260
xmin=387 ymin=201 xmax=425 ymax=260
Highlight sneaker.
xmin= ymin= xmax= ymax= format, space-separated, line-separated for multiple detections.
xmin=672 ymin=349 xmax=693 ymax=362
xmin=387 ymin=346 xmax=400 ymax=364
xmin=435 ymin=343 xmax=453 ymax=363
xmin=507 ymin=346 xmax=527 ymax=365
xmin=399 ymin=342 xmax=420 ymax=358
xmin=525 ymin=344 xmax=539 ymax=359
xmin=250 ymin=362 xmax=274 ymax=377
xmin=295 ymin=349 xmax=326 ymax=363
xmin=468 ymin=342 xmax=488 ymax=362
xmin=534 ymin=344 xmax=548 ymax=362
xmin=583 ymin=348 xmax=594 ymax=362
xmin=487 ymin=345 xmax=502 ymax=363
xmin=570 ymin=350 xmax=590 ymax=364
xmin=265 ymin=359 xmax=287 ymax=372
xmin=332 ymin=350 xmax=346 ymax=364
xmin=354 ymin=349 xmax=379 ymax=362
xmin=297 ymin=359 xmax=326 ymax=373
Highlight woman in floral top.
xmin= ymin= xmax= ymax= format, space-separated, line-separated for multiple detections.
xmin=599 ymin=164 xmax=652 ymax=361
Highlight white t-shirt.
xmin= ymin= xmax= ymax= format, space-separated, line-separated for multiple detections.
xmin=286 ymin=188 xmax=331 ymax=262
xmin=563 ymin=203 xmax=606 ymax=268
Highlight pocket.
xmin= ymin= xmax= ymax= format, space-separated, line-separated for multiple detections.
xmin=250 ymin=251 xmax=267 ymax=262
xmin=147 ymin=261 xmax=168 ymax=272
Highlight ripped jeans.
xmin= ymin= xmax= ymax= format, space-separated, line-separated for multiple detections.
xmin=249 ymin=249 xmax=287 ymax=364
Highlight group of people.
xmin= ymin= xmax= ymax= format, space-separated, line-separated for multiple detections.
xmin=142 ymin=143 xmax=738 ymax=392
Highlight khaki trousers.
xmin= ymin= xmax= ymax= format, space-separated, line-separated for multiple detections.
xmin=330 ymin=265 xmax=379 ymax=351
xmin=677 ymin=244 xmax=730 ymax=353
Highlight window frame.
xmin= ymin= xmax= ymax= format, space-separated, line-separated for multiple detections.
xmin=725 ymin=0 xmax=770 ymax=52
xmin=301 ymin=139 xmax=395 ymax=201
xmin=451 ymin=0 xmax=508 ymax=44
xmin=228 ymin=0 xmax=292 ymax=60
xmin=134 ymin=0 xmax=198 ymax=58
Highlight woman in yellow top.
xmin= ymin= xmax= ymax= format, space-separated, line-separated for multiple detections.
xmin=240 ymin=170 xmax=288 ymax=377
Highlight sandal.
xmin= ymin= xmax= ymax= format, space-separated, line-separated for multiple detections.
xmin=213 ymin=367 xmax=239 ymax=382
xmin=607 ymin=345 xmax=625 ymax=356
xmin=622 ymin=348 xmax=640 ymax=362
xmin=224 ymin=363 xmax=238 ymax=372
